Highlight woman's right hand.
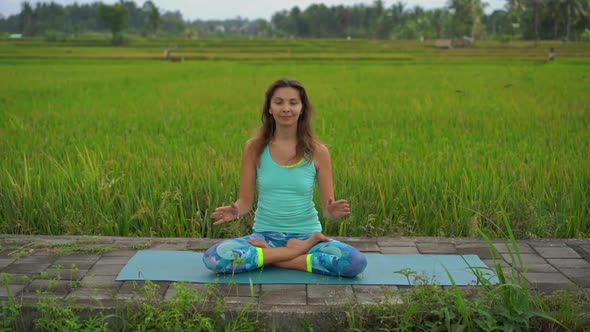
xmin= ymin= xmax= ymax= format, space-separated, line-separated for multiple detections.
xmin=210 ymin=202 xmax=240 ymax=226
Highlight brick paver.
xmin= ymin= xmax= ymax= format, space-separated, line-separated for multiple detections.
xmin=308 ymin=285 xmax=355 ymax=305
xmin=417 ymin=242 xmax=457 ymax=254
xmin=381 ymin=246 xmax=420 ymax=254
xmin=534 ymin=246 xmax=582 ymax=258
xmin=260 ymin=285 xmax=306 ymax=305
xmin=352 ymin=285 xmax=402 ymax=305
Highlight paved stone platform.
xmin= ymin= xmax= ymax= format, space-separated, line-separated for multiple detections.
xmin=1 ymin=234 xmax=589 ymax=330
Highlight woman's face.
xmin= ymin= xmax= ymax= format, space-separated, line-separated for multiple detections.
xmin=269 ymin=87 xmax=303 ymax=126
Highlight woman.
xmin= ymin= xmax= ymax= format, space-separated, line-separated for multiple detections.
xmin=203 ymin=78 xmax=367 ymax=278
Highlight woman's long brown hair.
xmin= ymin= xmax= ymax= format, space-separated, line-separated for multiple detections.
xmin=251 ymin=78 xmax=318 ymax=165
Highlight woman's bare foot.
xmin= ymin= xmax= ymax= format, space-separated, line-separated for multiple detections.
xmin=247 ymin=239 xmax=270 ymax=248
xmin=308 ymin=232 xmax=331 ymax=243
xmin=286 ymin=232 xmax=331 ymax=255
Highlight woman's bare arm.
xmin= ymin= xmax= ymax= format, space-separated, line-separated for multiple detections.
xmin=314 ymin=143 xmax=350 ymax=220
xmin=211 ymin=138 xmax=257 ymax=225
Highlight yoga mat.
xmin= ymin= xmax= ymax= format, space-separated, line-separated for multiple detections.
xmin=116 ymin=251 xmax=497 ymax=285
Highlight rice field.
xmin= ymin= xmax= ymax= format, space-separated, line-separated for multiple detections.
xmin=1 ymin=39 xmax=589 ymax=239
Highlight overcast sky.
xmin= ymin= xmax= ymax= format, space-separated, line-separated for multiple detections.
xmin=1 ymin=0 xmax=505 ymax=21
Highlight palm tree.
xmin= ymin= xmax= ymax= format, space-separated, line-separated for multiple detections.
xmin=447 ymin=0 xmax=486 ymax=37
xmin=545 ymin=0 xmax=562 ymax=38
xmin=487 ymin=9 xmax=511 ymax=36
xmin=19 ymin=2 xmax=34 ymax=36
xmin=143 ymin=1 xmax=160 ymax=36
xmin=559 ymin=0 xmax=589 ymax=40
xmin=543 ymin=0 xmax=588 ymax=40
xmin=532 ymin=0 xmax=544 ymax=43
xmin=429 ymin=8 xmax=452 ymax=38
xmin=507 ymin=0 xmax=544 ymax=42
xmin=389 ymin=1 xmax=407 ymax=28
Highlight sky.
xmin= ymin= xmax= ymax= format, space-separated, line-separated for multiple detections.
xmin=1 ymin=0 xmax=505 ymax=21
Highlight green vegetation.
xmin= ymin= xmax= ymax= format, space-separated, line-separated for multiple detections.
xmin=4 ymin=278 xmax=585 ymax=331
xmin=348 ymin=217 xmax=590 ymax=330
xmin=1 ymin=275 xmax=259 ymax=331
xmin=98 ymin=3 xmax=129 ymax=45
xmin=347 ymin=281 xmax=590 ymax=331
xmin=0 ymin=40 xmax=589 ymax=240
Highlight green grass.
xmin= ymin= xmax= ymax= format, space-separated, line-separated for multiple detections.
xmin=1 ymin=40 xmax=589 ymax=239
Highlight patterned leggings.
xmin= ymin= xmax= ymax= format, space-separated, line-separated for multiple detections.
xmin=202 ymin=232 xmax=367 ymax=278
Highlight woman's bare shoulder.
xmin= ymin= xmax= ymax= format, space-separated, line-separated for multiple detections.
xmin=244 ymin=137 xmax=260 ymax=151
xmin=243 ymin=137 xmax=264 ymax=163
xmin=313 ymin=142 xmax=331 ymax=166
xmin=314 ymin=142 xmax=330 ymax=155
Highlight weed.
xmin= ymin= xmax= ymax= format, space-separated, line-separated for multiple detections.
xmin=346 ymin=218 xmax=579 ymax=331
xmin=34 ymin=294 xmax=109 ymax=331
xmin=0 ymin=273 xmax=22 ymax=332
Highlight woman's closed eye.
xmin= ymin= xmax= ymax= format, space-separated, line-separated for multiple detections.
xmin=273 ymin=98 xmax=300 ymax=105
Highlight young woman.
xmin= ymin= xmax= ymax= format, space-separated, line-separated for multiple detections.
xmin=203 ymin=78 xmax=367 ymax=278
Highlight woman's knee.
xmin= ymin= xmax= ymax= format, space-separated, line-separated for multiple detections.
xmin=202 ymin=243 xmax=222 ymax=272
xmin=202 ymin=238 xmax=258 ymax=273
xmin=341 ymin=250 xmax=367 ymax=278
xmin=202 ymin=240 xmax=242 ymax=271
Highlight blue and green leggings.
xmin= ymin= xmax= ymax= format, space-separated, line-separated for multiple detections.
xmin=202 ymin=232 xmax=367 ymax=278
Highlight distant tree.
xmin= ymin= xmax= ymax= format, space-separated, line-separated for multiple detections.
xmin=574 ymin=1 xmax=590 ymax=40
xmin=558 ymin=0 xmax=589 ymax=40
xmin=160 ymin=11 xmax=185 ymax=35
xmin=143 ymin=1 xmax=160 ymax=36
xmin=486 ymin=9 xmax=512 ymax=36
xmin=34 ymin=2 xmax=67 ymax=36
xmin=290 ymin=6 xmax=307 ymax=37
xmin=119 ymin=1 xmax=143 ymax=33
xmin=409 ymin=5 xmax=428 ymax=39
xmin=388 ymin=1 xmax=407 ymax=37
xmin=508 ymin=0 xmax=545 ymax=43
xmin=513 ymin=0 xmax=590 ymax=41
xmin=67 ymin=2 xmax=103 ymax=35
xmin=429 ymin=8 xmax=453 ymax=38
xmin=370 ymin=0 xmax=392 ymax=39
xmin=531 ymin=0 xmax=544 ymax=43
xmin=260 ymin=20 xmax=269 ymax=35
xmin=19 ymin=2 xmax=35 ymax=36
xmin=335 ymin=6 xmax=353 ymax=37
xmin=271 ymin=10 xmax=290 ymax=36
xmin=303 ymin=4 xmax=337 ymax=37
xmin=393 ymin=5 xmax=429 ymax=39
xmin=0 ymin=13 xmax=20 ymax=33
xmin=447 ymin=0 xmax=486 ymax=37
xmin=8 ymin=0 xmax=586 ymax=40
xmin=98 ymin=3 xmax=128 ymax=44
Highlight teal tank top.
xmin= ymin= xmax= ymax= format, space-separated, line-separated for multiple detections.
xmin=253 ymin=145 xmax=322 ymax=233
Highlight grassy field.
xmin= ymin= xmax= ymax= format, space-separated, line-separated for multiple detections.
xmin=1 ymin=39 xmax=589 ymax=239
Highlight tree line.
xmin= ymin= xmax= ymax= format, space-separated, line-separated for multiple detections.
xmin=1 ymin=0 xmax=589 ymax=42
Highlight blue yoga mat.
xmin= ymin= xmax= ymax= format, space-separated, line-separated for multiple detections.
xmin=116 ymin=251 xmax=497 ymax=285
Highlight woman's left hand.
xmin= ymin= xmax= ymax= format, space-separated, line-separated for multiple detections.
xmin=210 ymin=202 xmax=240 ymax=225
xmin=326 ymin=199 xmax=351 ymax=220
